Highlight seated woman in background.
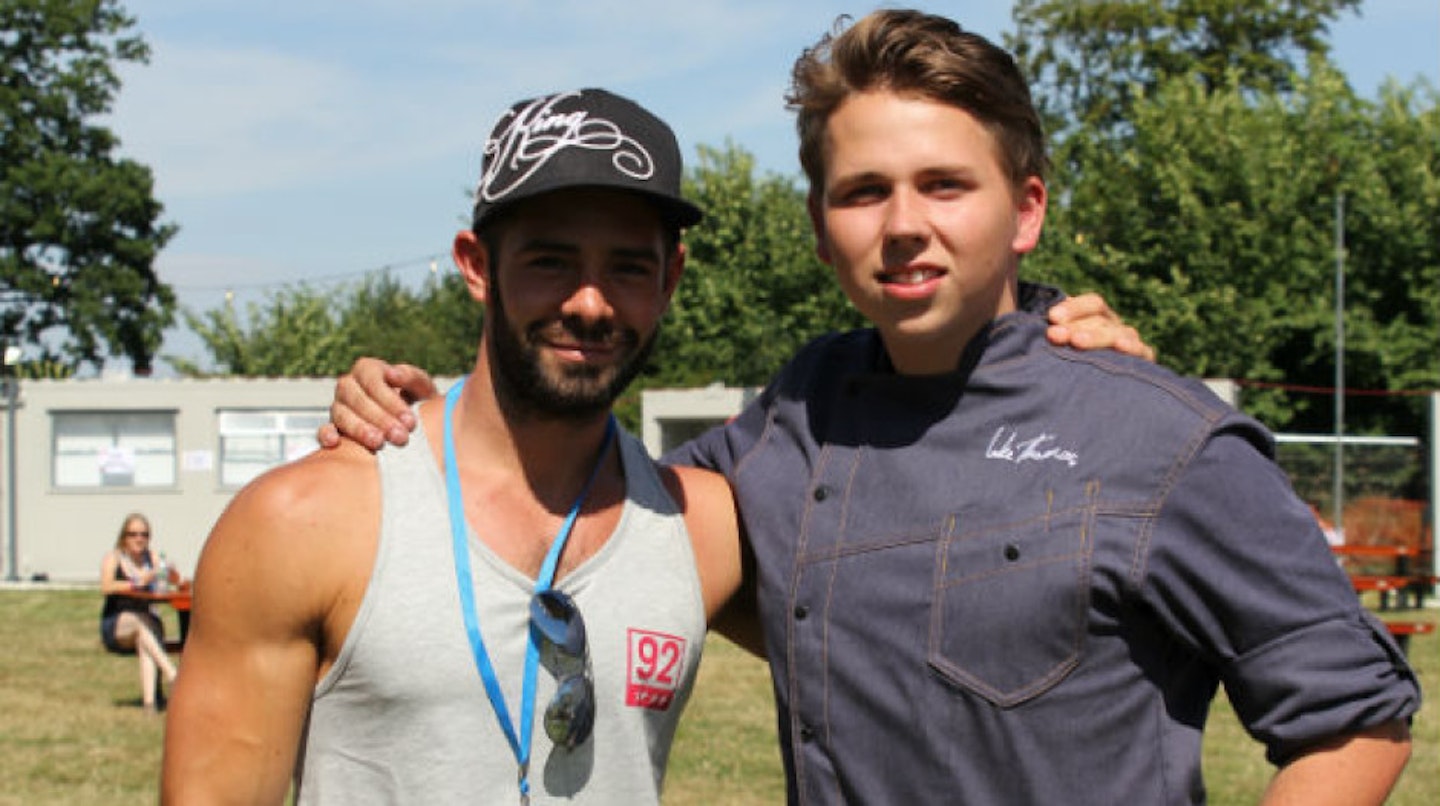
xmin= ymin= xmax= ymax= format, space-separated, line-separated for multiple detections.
xmin=99 ymin=513 xmax=180 ymax=713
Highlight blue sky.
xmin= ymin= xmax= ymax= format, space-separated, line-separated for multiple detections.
xmin=103 ymin=1 xmax=1439 ymax=373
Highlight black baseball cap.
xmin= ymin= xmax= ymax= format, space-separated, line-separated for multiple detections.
xmin=471 ymin=88 xmax=703 ymax=230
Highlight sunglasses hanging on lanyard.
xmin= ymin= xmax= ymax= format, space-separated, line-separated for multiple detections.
xmin=443 ymin=377 xmax=613 ymax=804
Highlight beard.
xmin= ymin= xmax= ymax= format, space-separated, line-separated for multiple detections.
xmin=487 ymin=286 xmax=657 ymax=422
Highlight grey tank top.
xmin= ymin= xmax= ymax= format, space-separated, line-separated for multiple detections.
xmin=296 ymin=417 xmax=707 ymax=804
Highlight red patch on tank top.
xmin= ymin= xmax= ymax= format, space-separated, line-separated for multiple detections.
xmin=624 ymin=628 xmax=687 ymax=710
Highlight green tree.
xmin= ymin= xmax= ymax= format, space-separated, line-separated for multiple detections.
xmin=13 ymin=357 xmax=74 ymax=378
xmin=171 ymin=287 xmax=349 ymax=377
xmin=171 ymin=272 xmax=478 ymax=378
xmin=0 ymin=0 xmax=176 ymax=373
xmin=1008 ymin=0 xmax=1360 ymax=134
xmin=1008 ymin=0 xmax=1437 ymax=436
xmin=651 ymin=142 xmax=857 ymax=389
xmin=337 ymin=271 xmax=478 ymax=376
xmin=1028 ymin=63 xmax=1439 ymax=434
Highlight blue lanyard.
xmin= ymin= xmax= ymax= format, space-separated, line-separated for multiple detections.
xmin=442 ymin=377 xmax=614 ymax=801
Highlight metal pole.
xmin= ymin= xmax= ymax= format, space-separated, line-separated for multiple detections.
xmin=4 ymin=376 xmax=16 ymax=582
xmin=1430 ymin=392 xmax=1438 ymax=583
xmin=1332 ymin=193 xmax=1345 ymax=536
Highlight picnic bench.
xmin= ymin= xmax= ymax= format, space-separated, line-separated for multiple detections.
xmin=1328 ymin=498 xmax=1435 ymax=655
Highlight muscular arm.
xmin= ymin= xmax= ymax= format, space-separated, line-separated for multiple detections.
xmin=654 ymin=463 xmax=763 ymax=656
xmin=1261 ymin=719 xmax=1412 ymax=805
xmin=708 ymin=540 xmax=762 ymax=656
xmin=162 ymin=445 xmax=378 ymax=805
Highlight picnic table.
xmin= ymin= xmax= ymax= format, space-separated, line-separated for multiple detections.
xmin=1331 ymin=544 xmax=1435 ymax=654
xmin=129 ymin=583 xmax=193 ymax=652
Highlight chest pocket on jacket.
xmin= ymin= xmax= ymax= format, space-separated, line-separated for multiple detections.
xmin=929 ymin=506 xmax=1093 ymax=707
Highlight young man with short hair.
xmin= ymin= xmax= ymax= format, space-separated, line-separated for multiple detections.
xmin=674 ymin=10 xmax=1415 ymax=803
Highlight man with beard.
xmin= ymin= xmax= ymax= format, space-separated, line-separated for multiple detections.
xmin=161 ymin=88 xmax=747 ymax=805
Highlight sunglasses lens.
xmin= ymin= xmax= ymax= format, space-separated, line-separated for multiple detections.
xmin=531 ymin=589 xmax=594 ymax=748
xmin=544 ymin=674 xmax=595 ymax=749
xmin=531 ymin=590 xmax=586 ymax=660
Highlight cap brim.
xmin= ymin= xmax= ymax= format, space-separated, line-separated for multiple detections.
xmin=651 ymin=195 xmax=704 ymax=229
xmin=474 ymin=185 xmax=703 ymax=230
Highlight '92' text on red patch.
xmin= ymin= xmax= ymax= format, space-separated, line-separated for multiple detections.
xmin=625 ymin=628 xmax=687 ymax=711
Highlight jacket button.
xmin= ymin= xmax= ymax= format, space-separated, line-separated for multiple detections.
xmin=813 ymin=486 xmax=829 ymax=502
xmin=1004 ymin=543 xmax=1022 ymax=561
xmin=793 ymin=605 xmax=809 ymax=620
xmin=799 ymin=725 xmax=815 ymax=742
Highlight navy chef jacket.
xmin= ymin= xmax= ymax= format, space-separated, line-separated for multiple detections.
xmin=665 ymin=306 xmax=1420 ymax=805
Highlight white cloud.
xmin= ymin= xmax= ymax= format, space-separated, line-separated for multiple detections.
xmin=109 ymin=1 xmax=805 ymax=200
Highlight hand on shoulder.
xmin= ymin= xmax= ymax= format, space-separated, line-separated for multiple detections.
xmin=317 ymin=358 xmax=436 ymax=451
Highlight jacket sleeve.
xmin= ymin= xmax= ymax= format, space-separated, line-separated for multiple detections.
xmin=1139 ymin=422 xmax=1421 ymax=764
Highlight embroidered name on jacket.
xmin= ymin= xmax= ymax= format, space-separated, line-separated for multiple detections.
xmin=480 ymin=91 xmax=655 ymax=202
xmin=986 ymin=426 xmax=1079 ymax=467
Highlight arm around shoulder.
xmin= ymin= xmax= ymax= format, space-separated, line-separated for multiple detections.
xmin=162 ymin=444 xmax=379 ymax=805
xmin=665 ymin=464 xmax=763 ymax=656
xmin=665 ymin=465 xmax=743 ymax=620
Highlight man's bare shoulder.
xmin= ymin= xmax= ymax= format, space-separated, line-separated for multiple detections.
xmin=226 ymin=440 xmax=378 ymax=540
xmin=658 ymin=462 xmax=730 ymax=502
xmin=166 ymin=442 xmax=382 ymax=801
xmin=201 ymin=439 xmax=381 ymax=597
xmin=655 ymin=462 xmax=737 ymax=529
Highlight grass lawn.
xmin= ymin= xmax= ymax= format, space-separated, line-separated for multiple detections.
xmin=2 ymin=587 xmax=1433 ymax=804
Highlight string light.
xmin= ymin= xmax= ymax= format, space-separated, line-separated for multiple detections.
xmin=169 ymin=252 xmax=450 ymax=294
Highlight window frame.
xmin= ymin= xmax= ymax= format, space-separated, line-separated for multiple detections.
xmin=216 ymin=407 xmax=327 ymax=489
xmin=51 ymin=409 xmax=179 ymax=490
